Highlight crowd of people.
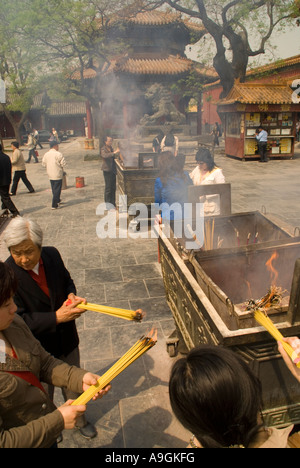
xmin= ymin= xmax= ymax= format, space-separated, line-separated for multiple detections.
xmin=1 ymin=123 xmax=300 ymax=449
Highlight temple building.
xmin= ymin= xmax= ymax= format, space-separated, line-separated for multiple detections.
xmin=71 ymin=10 xmax=218 ymax=138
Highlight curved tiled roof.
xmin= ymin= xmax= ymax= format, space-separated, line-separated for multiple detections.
xmin=124 ymin=10 xmax=205 ymax=34
xmin=219 ymin=81 xmax=295 ymax=105
xmin=71 ymin=54 xmax=218 ymax=80
xmin=109 ymin=55 xmax=193 ymax=75
xmin=246 ymin=54 xmax=300 ymax=77
xmin=48 ymin=101 xmax=86 ymax=115
xmin=71 ymin=67 xmax=97 ymax=80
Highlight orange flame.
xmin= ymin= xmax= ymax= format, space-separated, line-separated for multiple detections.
xmin=147 ymin=328 xmax=158 ymax=343
xmin=265 ymin=251 xmax=279 ymax=286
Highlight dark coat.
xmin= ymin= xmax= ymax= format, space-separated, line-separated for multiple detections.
xmin=0 ymin=150 xmax=12 ymax=186
xmin=5 ymin=246 xmax=79 ymax=358
xmin=0 ymin=315 xmax=86 ymax=448
xmin=101 ymin=144 xmax=116 ymax=172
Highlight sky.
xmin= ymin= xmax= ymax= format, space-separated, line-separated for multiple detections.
xmin=270 ymin=27 xmax=300 ymax=60
xmin=186 ymin=24 xmax=300 ymax=67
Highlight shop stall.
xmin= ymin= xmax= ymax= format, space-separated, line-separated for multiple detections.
xmin=218 ymin=82 xmax=299 ymax=160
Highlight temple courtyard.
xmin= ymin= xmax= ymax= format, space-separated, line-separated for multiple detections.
xmin=0 ymin=136 xmax=299 ymax=448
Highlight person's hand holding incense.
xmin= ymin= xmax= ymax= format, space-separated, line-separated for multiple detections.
xmin=57 ymin=400 xmax=86 ymax=430
xmin=278 ymin=337 xmax=300 ymax=382
xmin=56 ymin=293 xmax=87 ymax=324
xmin=82 ymin=372 xmax=111 ymax=400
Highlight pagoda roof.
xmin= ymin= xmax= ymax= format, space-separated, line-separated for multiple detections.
xmin=123 ymin=10 xmax=205 ymax=34
xmin=71 ymin=54 xmax=218 ymax=80
xmin=108 ymin=9 xmax=205 ymax=38
xmin=218 ymin=81 xmax=294 ymax=106
xmin=104 ymin=54 xmax=194 ymax=76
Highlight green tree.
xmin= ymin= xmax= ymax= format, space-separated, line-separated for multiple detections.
xmin=16 ymin=0 xmax=145 ymax=139
xmin=0 ymin=0 xmax=47 ymax=142
xmin=143 ymin=0 xmax=298 ymax=96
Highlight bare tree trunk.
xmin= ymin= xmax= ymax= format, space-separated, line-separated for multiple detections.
xmin=2 ymin=106 xmax=28 ymax=144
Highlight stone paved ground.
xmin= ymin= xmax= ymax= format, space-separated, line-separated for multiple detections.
xmin=0 ymin=136 xmax=299 ymax=448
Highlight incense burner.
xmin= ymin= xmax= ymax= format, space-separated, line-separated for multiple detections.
xmin=156 ymin=211 xmax=300 ymax=428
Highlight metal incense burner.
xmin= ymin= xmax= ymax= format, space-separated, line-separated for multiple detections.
xmin=156 ymin=193 xmax=300 ymax=428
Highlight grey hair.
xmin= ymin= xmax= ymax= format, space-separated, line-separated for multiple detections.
xmin=4 ymin=217 xmax=43 ymax=249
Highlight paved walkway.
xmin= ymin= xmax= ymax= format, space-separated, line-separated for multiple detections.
xmin=0 ymin=137 xmax=299 ymax=448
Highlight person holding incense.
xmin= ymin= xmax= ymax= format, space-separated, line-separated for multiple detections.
xmin=169 ymin=345 xmax=296 ymax=448
xmin=278 ymin=337 xmax=300 ymax=383
xmin=0 ymin=261 xmax=111 ymax=448
xmin=101 ymin=135 xmax=120 ymax=210
xmin=189 ymin=148 xmax=225 ymax=216
xmin=3 ymin=217 xmax=97 ymax=440
xmin=154 ymin=152 xmax=193 ymax=223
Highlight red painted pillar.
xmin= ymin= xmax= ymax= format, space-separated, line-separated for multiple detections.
xmin=86 ymin=101 xmax=93 ymax=139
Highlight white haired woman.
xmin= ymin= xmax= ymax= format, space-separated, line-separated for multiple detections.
xmin=3 ymin=217 xmax=97 ymax=440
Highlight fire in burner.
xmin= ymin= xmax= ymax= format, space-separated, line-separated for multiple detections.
xmin=245 ymin=251 xmax=286 ymax=312
xmin=246 ymin=286 xmax=285 ymax=312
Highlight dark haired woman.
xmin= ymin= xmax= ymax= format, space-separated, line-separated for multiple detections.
xmin=152 ymin=130 xmax=164 ymax=153
xmin=161 ymin=130 xmax=179 ymax=156
xmin=169 ymin=345 xmax=295 ymax=448
xmin=0 ymin=261 xmax=110 ymax=448
xmin=189 ymin=148 xmax=225 ymax=216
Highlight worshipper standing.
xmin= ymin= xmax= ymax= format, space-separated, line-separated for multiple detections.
xmin=42 ymin=140 xmax=66 ymax=210
xmin=4 ymin=217 xmax=98 ymax=440
xmin=100 ymin=135 xmax=120 ymax=210
xmin=160 ymin=129 xmax=179 ymax=156
xmin=152 ymin=130 xmax=164 ymax=153
xmin=10 ymin=141 xmax=35 ymax=195
xmin=0 ymin=143 xmax=20 ymax=217
xmin=25 ymin=132 xmax=38 ymax=163
xmin=154 ymin=152 xmax=193 ymax=226
xmin=33 ymin=128 xmax=43 ymax=149
xmin=210 ymin=122 xmax=221 ymax=147
xmin=0 ymin=260 xmax=111 ymax=448
xmin=169 ymin=345 xmax=298 ymax=448
xmin=255 ymin=125 xmax=268 ymax=163
xmin=189 ymin=148 xmax=225 ymax=216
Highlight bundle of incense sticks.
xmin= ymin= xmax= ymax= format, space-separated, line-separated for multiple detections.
xmin=71 ymin=329 xmax=157 ymax=405
xmin=254 ymin=310 xmax=300 ymax=368
xmin=204 ymin=219 xmax=215 ymax=250
xmin=67 ymin=300 xmax=143 ymax=322
xmin=186 ymin=224 xmax=202 ymax=247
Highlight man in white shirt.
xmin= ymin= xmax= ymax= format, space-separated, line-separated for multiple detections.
xmin=255 ymin=126 xmax=268 ymax=163
xmin=42 ymin=141 xmax=66 ymax=209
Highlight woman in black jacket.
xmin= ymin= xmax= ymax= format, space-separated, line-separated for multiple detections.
xmin=4 ymin=216 xmax=97 ymax=439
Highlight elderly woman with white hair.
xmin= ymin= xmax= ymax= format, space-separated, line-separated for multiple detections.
xmin=3 ymin=217 xmax=97 ymax=440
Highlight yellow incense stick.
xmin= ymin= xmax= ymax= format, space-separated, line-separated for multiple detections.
xmin=72 ymin=330 xmax=157 ymax=406
xmin=254 ymin=310 xmax=300 ymax=368
xmin=67 ymin=300 xmax=143 ymax=322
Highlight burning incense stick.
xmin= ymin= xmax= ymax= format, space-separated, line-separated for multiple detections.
xmin=186 ymin=224 xmax=202 ymax=247
xmin=236 ymin=229 xmax=240 ymax=247
xmin=66 ymin=300 xmax=144 ymax=322
xmin=217 ymin=236 xmax=224 ymax=249
xmin=254 ymin=310 xmax=300 ymax=368
xmin=204 ymin=219 xmax=215 ymax=250
xmin=71 ymin=329 xmax=157 ymax=405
